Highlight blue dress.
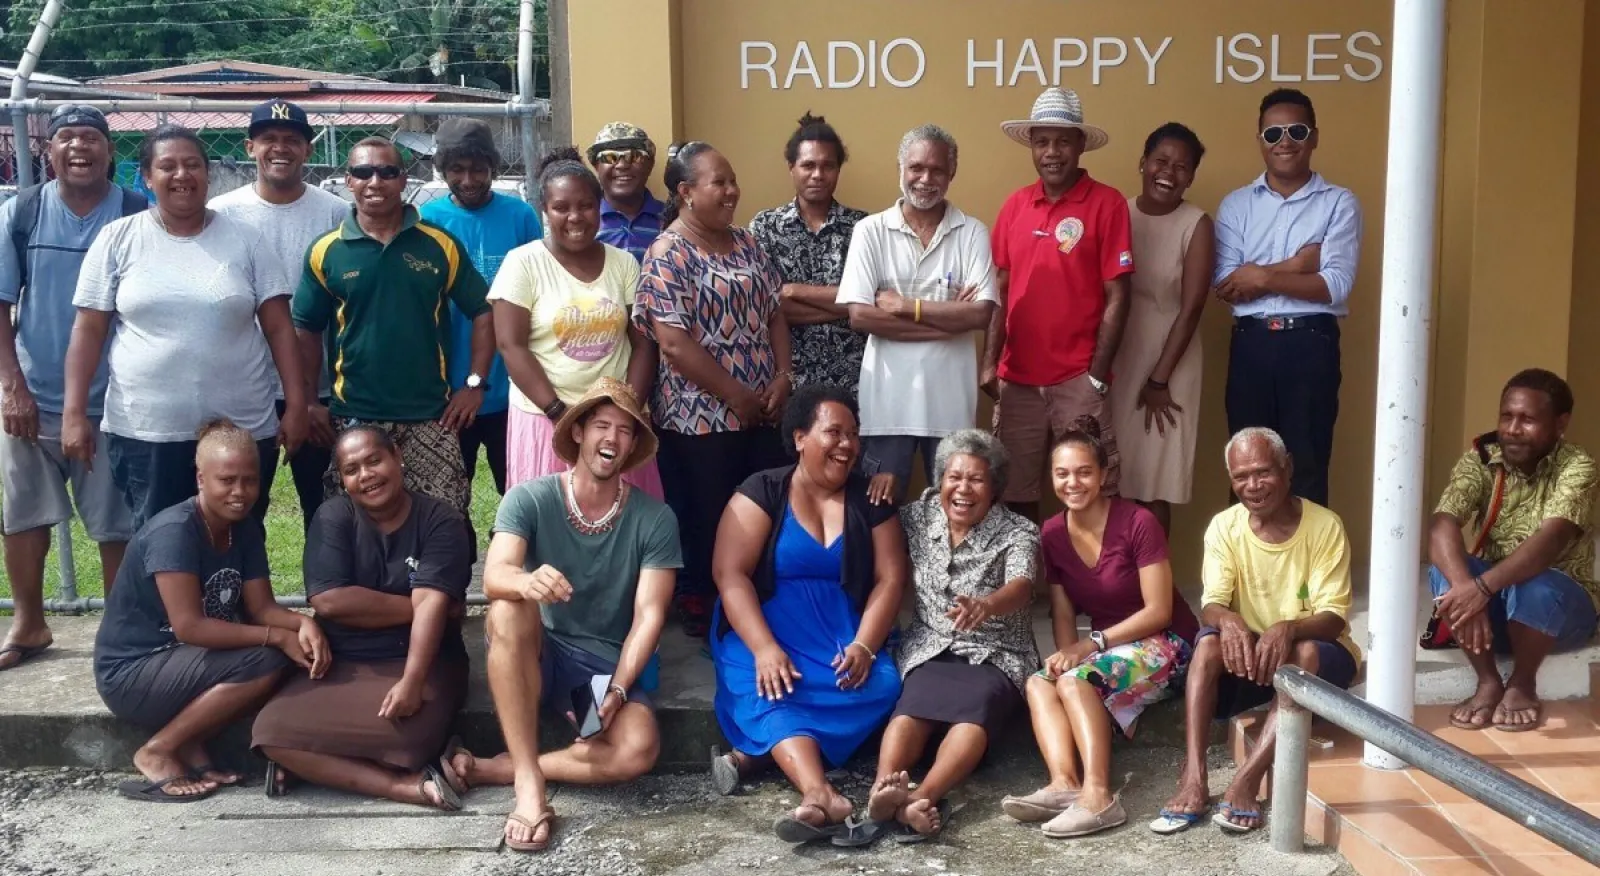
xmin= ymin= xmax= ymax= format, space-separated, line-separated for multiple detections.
xmin=711 ymin=506 xmax=902 ymax=766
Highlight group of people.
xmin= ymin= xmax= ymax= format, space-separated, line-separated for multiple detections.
xmin=0 ymin=81 xmax=1594 ymax=856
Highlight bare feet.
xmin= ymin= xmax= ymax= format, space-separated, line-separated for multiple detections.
xmin=794 ymin=785 xmax=852 ymax=827
xmin=1161 ymin=771 xmax=1210 ymax=818
xmin=132 ymin=743 xmax=214 ymax=798
xmin=1217 ymin=784 xmax=1262 ymax=830
xmin=506 ymin=776 xmax=554 ymax=850
xmin=1492 ymin=683 xmax=1543 ymax=731
xmin=900 ymin=797 xmax=942 ymax=836
xmin=448 ymin=746 xmax=477 ymax=786
xmin=1450 ymin=678 xmax=1505 ymax=730
xmin=868 ymin=772 xmax=910 ymax=822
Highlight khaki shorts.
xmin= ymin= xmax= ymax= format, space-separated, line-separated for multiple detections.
xmin=993 ymin=374 xmax=1120 ymax=503
xmin=0 ymin=411 xmax=133 ymax=541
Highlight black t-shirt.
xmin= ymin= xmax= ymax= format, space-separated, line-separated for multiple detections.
xmin=94 ymin=498 xmax=269 ymax=669
xmin=304 ymin=493 xmax=471 ymax=663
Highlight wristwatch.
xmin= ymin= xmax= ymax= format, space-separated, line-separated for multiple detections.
xmin=464 ymin=372 xmax=484 ymax=390
xmin=1087 ymin=375 xmax=1109 ymax=396
xmin=1089 ymin=630 xmax=1108 ymax=651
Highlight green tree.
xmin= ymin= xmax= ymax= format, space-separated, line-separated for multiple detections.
xmin=6 ymin=0 xmax=302 ymax=78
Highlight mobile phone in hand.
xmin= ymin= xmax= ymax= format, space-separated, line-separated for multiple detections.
xmin=569 ymin=674 xmax=612 ymax=739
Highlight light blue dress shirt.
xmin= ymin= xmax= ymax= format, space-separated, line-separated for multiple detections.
xmin=1212 ymin=172 xmax=1363 ymax=319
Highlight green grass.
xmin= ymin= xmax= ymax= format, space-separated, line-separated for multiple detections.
xmin=0 ymin=457 xmax=502 ymax=601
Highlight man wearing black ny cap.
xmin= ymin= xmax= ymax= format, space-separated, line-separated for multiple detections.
xmin=211 ymin=99 xmax=349 ymax=529
xmin=0 ymin=104 xmax=147 ymax=671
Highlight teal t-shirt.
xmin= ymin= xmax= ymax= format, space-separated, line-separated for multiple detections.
xmin=493 ymin=475 xmax=682 ymax=661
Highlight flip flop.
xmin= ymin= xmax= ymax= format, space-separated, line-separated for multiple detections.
xmin=437 ymin=742 xmax=470 ymax=797
xmin=1448 ymin=703 xmax=1495 ymax=730
xmin=189 ymin=763 xmax=240 ymax=786
xmin=1492 ymin=701 xmax=1544 ymax=733
xmin=0 ymin=642 xmax=50 ymax=671
xmin=894 ymin=799 xmax=951 ymax=844
xmin=263 ymin=761 xmax=287 ymax=798
xmin=1212 ymin=802 xmax=1263 ymax=834
xmin=421 ymin=763 xmax=462 ymax=811
xmin=1149 ymin=807 xmax=1208 ymax=835
xmin=505 ymin=810 xmax=555 ymax=853
xmin=773 ymin=804 xmax=843 ymax=844
xmin=116 ymin=775 xmax=217 ymax=804
xmin=709 ymin=745 xmax=739 ymax=796
xmin=831 ymin=816 xmax=894 ymax=848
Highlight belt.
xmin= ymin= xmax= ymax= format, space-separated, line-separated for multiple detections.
xmin=1236 ymin=314 xmax=1338 ymax=332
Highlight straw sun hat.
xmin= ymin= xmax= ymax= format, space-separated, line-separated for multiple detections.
xmin=1000 ymin=86 xmax=1109 ymax=151
xmin=551 ymin=377 xmax=658 ymax=474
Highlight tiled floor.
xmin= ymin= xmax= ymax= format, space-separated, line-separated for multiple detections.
xmin=1285 ymin=700 xmax=1600 ymax=875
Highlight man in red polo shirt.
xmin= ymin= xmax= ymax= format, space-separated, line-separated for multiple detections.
xmin=985 ymin=87 xmax=1134 ymax=519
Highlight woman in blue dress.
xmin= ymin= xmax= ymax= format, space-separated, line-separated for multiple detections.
xmin=708 ymin=383 xmax=905 ymax=843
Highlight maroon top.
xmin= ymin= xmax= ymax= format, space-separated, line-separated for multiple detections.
xmin=1040 ymin=498 xmax=1200 ymax=644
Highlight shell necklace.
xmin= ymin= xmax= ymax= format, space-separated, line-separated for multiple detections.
xmin=565 ymin=470 xmax=627 ymax=535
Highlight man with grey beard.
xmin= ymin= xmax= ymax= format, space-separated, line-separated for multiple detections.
xmin=836 ymin=125 xmax=998 ymax=503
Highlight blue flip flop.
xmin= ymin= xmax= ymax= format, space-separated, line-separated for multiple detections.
xmin=1148 ymin=806 xmax=1208 ymax=835
xmin=1212 ymin=802 xmax=1263 ymax=833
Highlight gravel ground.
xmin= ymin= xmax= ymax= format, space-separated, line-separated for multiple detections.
xmin=0 ymin=748 xmax=1356 ymax=876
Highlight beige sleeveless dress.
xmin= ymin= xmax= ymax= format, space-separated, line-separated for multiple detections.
xmin=1111 ymin=199 xmax=1207 ymax=504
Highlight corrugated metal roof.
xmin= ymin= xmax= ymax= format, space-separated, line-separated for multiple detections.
xmin=103 ymin=92 xmax=441 ymax=133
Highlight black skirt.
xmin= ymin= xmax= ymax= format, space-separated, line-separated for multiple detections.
xmin=891 ymin=651 xmax=1022 ymax=738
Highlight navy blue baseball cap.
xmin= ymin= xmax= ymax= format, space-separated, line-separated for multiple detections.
xmin=248 ymin=99 xmax=315 ymax=141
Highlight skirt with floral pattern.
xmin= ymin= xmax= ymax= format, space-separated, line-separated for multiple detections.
xmin=1046 ymin=631 xmax=1192 ymax=737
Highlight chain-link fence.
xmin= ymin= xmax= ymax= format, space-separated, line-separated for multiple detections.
xmin=0 ymin=98 xmax=550 ymax=610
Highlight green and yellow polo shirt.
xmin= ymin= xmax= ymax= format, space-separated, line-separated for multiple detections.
xmin=292 ymin=205 xmax=490 ymax=423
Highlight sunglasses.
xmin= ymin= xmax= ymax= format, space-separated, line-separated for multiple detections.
xmin=50 ymin=103 xmax=105 ymax=122
xmin=348 ymin=164 xmax=403 ymax=181
xmin=593 ymin=148 xmax=647 ymax=166
xmin=1260 ymin=124 xmax=1313 ymax=146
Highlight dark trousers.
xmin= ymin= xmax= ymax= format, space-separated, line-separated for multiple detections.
xmin=655 ymin=427 xmax=786 ymax=603
xmin=1224 ymin=315 xmax=1342 ymax=506
xmin=459 ymin=410 xmax=508 ymax=496
xmin=106 ymin=434 xmax=278 ymax=534
xmin=273 ymin=399 xmax=334 ymax=533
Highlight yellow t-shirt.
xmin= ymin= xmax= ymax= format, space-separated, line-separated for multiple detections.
xmin=486 ymin=241 xmax=639 ymax=411
xmin=1200 ymin=500 xmax=1362 ymax=664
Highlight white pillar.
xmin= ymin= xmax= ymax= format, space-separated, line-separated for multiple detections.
xmin=1363 ymin=0 xmax=1447 ymax=770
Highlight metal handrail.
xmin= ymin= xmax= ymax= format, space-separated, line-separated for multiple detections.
xmin=1270 ymin=665 xmax=1600 ymax=865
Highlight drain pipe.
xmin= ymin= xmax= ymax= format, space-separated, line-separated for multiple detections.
xmin=516 ymin=0 xmax=540 ymax=207
xmin=8 ymin=0 xmax=67 ymax=188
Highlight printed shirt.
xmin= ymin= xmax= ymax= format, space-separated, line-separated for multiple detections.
xmin=897 ymin=489 xmax=1041 ymax=689
xmin=632 ymin=227 xmax=781 ymax=435
xmin=1213 ymin=172 xmax=1363 ymax=318
xmin=991 ymin=174 xmax=1135 ymax=387
xmin=599 ymin=190 xmax=666 ymax=263
xmin=748 ymin=199 xmax=869 ymax=394
xmin=291 ymin=205 xmax=490 ymax=423
xmin=1436 ymin=438 xmax=1600 ymax=611
xmin=419 ymin=192 xmax=544 ymax=416
xmin=1200 ymin=500 xmax=1362 ymax=663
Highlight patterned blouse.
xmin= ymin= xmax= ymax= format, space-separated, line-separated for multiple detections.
xmin=1436 ymin=435 xmax=1599 ymax=610
xmin=897 ymin=488 xmax=1041 ymax=689
xmin=748 ymin=200 xmax=869 ymax=395
xmin=632 ymin=227 xmax=782 ymax=435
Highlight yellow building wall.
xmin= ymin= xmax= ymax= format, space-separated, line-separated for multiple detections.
xmin=566 ymin=0 xmax=1598 ymax=586
xmin=1568 ymin=0 xmax=1600 ymax=449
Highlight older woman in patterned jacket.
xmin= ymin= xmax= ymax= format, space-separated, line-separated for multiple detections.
xmin=841 ymin=429 xmax=1040 ymax=845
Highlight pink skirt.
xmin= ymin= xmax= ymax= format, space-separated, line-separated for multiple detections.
xmin=506 ymin=404 xmax=664 ymax=500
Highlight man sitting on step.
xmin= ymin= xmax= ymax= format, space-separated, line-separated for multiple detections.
xmin=447 ymin=378 xmax=682 ymax=853
xmin=1156 ymin=426 xmax=1361 ymax=836
xmin=1429 ymin=368 xmax=1599 ymax=733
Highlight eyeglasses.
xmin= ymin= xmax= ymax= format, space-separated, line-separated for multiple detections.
xmin=1260 ymin=124 xmax=1313 ymax=145
xmin=348 ymin=164 xmax=404 ymax=181
xmin=593 ymin=148 xmax=647 ymax=166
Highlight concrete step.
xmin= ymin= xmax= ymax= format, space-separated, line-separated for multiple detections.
xmin=0 ymin=612 xmax=1220 ymax=775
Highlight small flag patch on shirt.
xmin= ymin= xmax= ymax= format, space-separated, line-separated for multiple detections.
xmin=1119 ymin=251 xmax=1134 ymax=268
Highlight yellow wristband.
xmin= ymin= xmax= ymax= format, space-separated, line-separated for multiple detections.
xmin=914 ymin=299 xmax=923 ymax=323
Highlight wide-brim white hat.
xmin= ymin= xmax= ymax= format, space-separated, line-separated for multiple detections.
xmin=1000 ymin=87 xmax=1109 ymax=151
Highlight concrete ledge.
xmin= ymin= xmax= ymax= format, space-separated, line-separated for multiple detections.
xmin=0 ymin=614 xmax=1220 ymax=774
